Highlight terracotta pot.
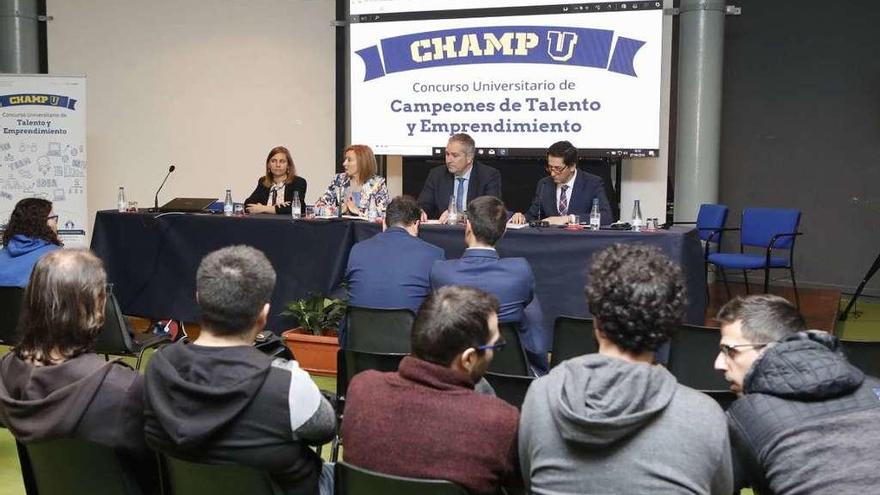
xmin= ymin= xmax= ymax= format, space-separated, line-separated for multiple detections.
xmin=281 ymin=328 xmax=339 ymax=377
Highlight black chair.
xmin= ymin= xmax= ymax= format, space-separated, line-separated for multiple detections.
xmin=839 ymin=339 xmax=880 ymax=377
xmin=488 ymin=322 xmax=530 ymax=376
xmin=160 ymin=454 xmax=283 ymax=495
xmin=345 ymin=306 xmax=416 ymax=353
xmin=702 ymin=390 xmax=738 ymax=411
xmin=94 ymin=285 xmax=169 ymax=370
xmin=0 ymin=286 xmax=24 ymax=346
xmin=334 ymin=460 xmax=468 ymax=495
xmin=484 ymin=372 xmax=535 ymax=410
xmin=667 ymin=324 xmax=730 ymax=391
xmin=550 ymin=316 xmax=597 ymax=368
xmin=20 ymin=438 xmax=144 ymax=495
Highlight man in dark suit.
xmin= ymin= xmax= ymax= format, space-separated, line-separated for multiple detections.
xmin=417 ymin=133 xmax=502 ymax=221
xmin=431 ymin=196 xmax=549 ymax=374
xmin=510 ymin=141 xmax=613 ymax=225
xmin=345 ymin=194 xmax=445 ymax=317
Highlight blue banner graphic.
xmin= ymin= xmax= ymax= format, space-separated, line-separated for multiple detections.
xmin=0 ymin=94 xmax=78 ymax=110
xmin=355 ymin=25 xmax=646 ymax=81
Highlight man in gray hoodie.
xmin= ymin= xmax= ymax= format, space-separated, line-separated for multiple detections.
xmin=519 ymin=244 xmax=732 ymax=494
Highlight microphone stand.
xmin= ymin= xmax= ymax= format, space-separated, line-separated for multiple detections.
xmin=150 ymin=165 xmax=175 ymax=212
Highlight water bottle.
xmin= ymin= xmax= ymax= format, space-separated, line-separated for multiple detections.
xmin=447 ymin=195 xmax=459 ymax=225
xmin=223 ymin=189 xmax=233 ymax=217
xmin=117 ymin=186 xmax=126 ymax=212
xmin=589 ymin=198 xmax=601 ymax=231
xmin=291 ymin=191 xmax=302 ymax=220
xmin=631 ymin=199 xmax=643 ymax=232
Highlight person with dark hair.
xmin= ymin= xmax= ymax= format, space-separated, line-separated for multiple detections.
xmin=519 ymin=244 xmax=732 ymax=494
xmin=714 ymin=294 xmax=880 ymax=494
xmin=245 ymin=146 xmax=308 ymax=215
xmin=0 ymin=249 xmax=157 ymax=493
xmin=431 ymin=195 xmax=549 ymax=374
xmin=509 ymin=140 xmax=613 ymax=225
xmin=343 ymin=196 xmax=444 ymax=336
xmin=342 ymin=286 xmax=522 ymax=495
xmin=0 ymin=197 xmax=63 ymax=287
xmin=144 ymin=245 xmax=336 ymax=495
xmin=315 ymin=144 xmax=389 ymax=217
xmin=417 ymin=133 xmax=502 ymax=221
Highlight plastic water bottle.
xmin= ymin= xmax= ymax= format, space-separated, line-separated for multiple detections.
xmin=117 ymin=186 xmax=126 ymax=212
xmin=291 ymin=191 xmax=302 ymax=220
xmin=589 ymin=198 xmax=601 ymax=231
xmin=447 ymin=195 xmax=459 ymax=225
xmin=223 ymin=189 xmax=233 ymax=217
xmin=631 ymin=199 xmax=643 ymax=232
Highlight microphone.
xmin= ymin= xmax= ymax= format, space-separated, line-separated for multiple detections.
xmin=152 ymin=165 xmax=176 ymax=212
xmin=534 ymin=179 xmax=545 ymax=220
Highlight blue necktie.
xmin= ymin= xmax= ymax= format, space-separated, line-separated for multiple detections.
xmin=455 ymin=177 xmax=465 ymax=211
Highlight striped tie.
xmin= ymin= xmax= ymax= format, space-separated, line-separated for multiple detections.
xmin=558 ymin=184 xmax=569 ymax=215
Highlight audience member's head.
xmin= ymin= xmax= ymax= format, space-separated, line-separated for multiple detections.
xmin=714 ymin=294 xmax=806 ymax=394
xmin=196 ymin=245 xmax=276 ymax=338
xmin=262 ymin=145 xmax=296 ymax=187
xmin=15 ymin=249 xmax=107 ymax=365
xmin=343 ymin=144 xmax=378 ymax=183
xmin=465 ymin=196 xmax=507 ymax=247
xmin=586 ymin=244 xmax=687 ymax=356
xmin=384 ymin=195 xmax=422 ymax=233
xmin=411 ymin=286 xmax=501 ymax=381
xmin=445 ymin=133 xmax=475 ymax=175
xmin=2 ymin=197 xmax=62 ymax=247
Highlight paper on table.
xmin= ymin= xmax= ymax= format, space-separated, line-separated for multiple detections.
xmin=506 ymin=222 xmax=529 ymax=230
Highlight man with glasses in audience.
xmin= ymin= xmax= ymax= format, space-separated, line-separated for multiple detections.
xmin=342 ymin=286 xmax=522 ymax=495
xmin=714 ymin=294 xmax=880 ymax=494
xmin=510 ymin=140 xmax=613 ymax=225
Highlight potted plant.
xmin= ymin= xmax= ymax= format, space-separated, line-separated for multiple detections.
xmin=281 ymin=292 xmax=347 ymax=376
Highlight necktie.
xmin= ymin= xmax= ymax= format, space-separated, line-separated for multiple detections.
xmin=558 ymin=184 xmax=569 ymax=215
xmin=455 ymin=177 xmax=465 ymax=211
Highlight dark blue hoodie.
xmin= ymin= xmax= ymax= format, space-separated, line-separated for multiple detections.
xmin=0 ymin=235 xmax=60 ymax=287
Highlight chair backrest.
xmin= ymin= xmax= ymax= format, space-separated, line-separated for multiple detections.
xmin=702 ymin=390 xmax=738 ymax=411
xmin=334 ymin=460 xmax=468 ymax=495
xmin=22 ymin=438 xmax=144 ymax=495
xmin=162 ymin=454 xmax=283 ymax=495
xmin=488 ymin=322 xmax=530 ymax=375
xmin=839 ymin=339 xmax=880 ymax=377
xmin=695 ymin=203 xmax=729 ymax=243
xmin=550 ymin=316 xmax=597 ymax=368
xmin=0 ymin=286 xmax=24 ymax=346
xmin=337 ymin=349 xmax=407 ymax=406
xmin=345 ymin=306 xmax=416 ymax=353
xmin=667 ymin=324 xmax=730 ymax=390
xmin=741 ymin=208 xmax=801 ymax=249
xmin=483 ymin=372 xmax=535 ymax=410
xmin=94 ymin=286 xmax=136 ymax=356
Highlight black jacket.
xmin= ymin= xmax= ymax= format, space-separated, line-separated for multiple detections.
xmin=244 ymin=176 xmax=307 ymax=215
xmin=417 ymin=162 xmax=502 ymax=219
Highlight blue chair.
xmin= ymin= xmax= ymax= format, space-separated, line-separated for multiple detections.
xmin=673 ymin=204 xmax=729 ymax=298
xmin=707 ymin=208 xmax=802 ymax=307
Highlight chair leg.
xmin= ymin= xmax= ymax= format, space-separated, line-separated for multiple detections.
xmin=743 ymin=270 xmax=751 ymax=294
xmin=720 ymin=268 xmax=731 ymax=300
xmin=790 ymin=267 xmax=801 ymax=309
xmin=704 ymin=262 xmax=710 ymax=306
xmin=763 ymin=266 xmax=770 ymax=293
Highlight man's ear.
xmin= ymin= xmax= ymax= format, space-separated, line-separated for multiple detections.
xmin=256 ymin=303 xmax=270 ymax=329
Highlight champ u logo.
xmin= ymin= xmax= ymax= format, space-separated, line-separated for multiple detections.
xmin=547 ymin=31 xmax=578 ymax=62
xmin=49 ymin=95 xmax=59 ymax=106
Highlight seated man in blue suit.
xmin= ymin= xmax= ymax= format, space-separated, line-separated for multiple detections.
xmin=344 ymin=195 xmax=445 ymax=343
xmin=417 ymin=133 xmax=502 ymax=222
xmin=510 ymin=140 xmax=613 ymax=226
xmin=431 ymin=195 xmax=549 ymax=374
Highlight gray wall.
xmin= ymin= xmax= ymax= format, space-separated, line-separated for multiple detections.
xmin=718 ymin=0 xmax=880 ymax=296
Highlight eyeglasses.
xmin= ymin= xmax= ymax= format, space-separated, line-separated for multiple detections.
xmin=475 ymin=338 xmax=507 ymax=352
xmin=719 ymin=343 xmax=768 ymax=358
xmin=545 ymin=164 xmax=570 ymax=174
xmin=47 ymin=214 xmax=59 ymax=221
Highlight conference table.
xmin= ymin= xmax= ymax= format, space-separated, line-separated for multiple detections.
xmin=90 ymin=211 xmax=707 ymax=334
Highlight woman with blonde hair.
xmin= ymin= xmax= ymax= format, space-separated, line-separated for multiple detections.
xmin=315 ymin=145 xmax=388 ymax=217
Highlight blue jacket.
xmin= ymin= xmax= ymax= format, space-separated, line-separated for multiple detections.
xmin=346 ymin=227 xmax=445 ymax=314
xmin=430 ymin=248 xmax=549 ymax=354
xmin=0 ymin=235 xmax=60 ymax=288
xmin=526 ymin=169 xmax=613 ymax=224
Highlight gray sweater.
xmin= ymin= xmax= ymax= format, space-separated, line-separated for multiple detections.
xmin=519 ymin=354 xmax=732 ymax=494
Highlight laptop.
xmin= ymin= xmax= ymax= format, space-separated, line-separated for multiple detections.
xmin=159 ymin=197 xmax=218 ymax=213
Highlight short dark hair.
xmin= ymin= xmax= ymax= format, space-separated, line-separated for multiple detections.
xmin=716 ymin=294 xmax=806 ymax=344
xmin=2 ymin=197 xmax=62 ymax=247
xmin=466 ymin=196 xmax=507 ymax=246
xmin=448 ymin=133 xmax=475 ymax=156
xmin=196 ymin=245 xmax=276 ymax=336
xmin=16 ymin=249 xmax=107 ymax=365
xmin=411 ymin=286 xmax=499 ymax=367
xmin=547 ymin=140 xmax=578 ymax=167
xmin=384 ymin=195 xmax=421 ymax=228
xmin=586 ymin=244 xmax=687 ymax=354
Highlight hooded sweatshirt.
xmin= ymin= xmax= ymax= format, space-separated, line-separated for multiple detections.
xmin=143 ymin=341 xmax=335 ymax=495
xmin=519 ymin=353 xmax=732 ymax=494
xmin=728 ymin=331 xmax=880 ymax=495
xmin=0 ymin=235 xmax=60 ymax=287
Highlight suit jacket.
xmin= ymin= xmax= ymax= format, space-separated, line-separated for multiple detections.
xmin=418 ymin=162 xmax=502 ymax=219
xmin=346 ymin=226 xmax=445 ymax=315
xmin=244 ymin=176 xmax=307 ymax=215
xmin=430 ymin=248 xmax=549 ymax=354
xmin=526 ymin=170 xmax=613 ymax=224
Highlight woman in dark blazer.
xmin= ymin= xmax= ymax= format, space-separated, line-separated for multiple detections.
xmin=244 ymin=146 xmax=307 ymax=215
